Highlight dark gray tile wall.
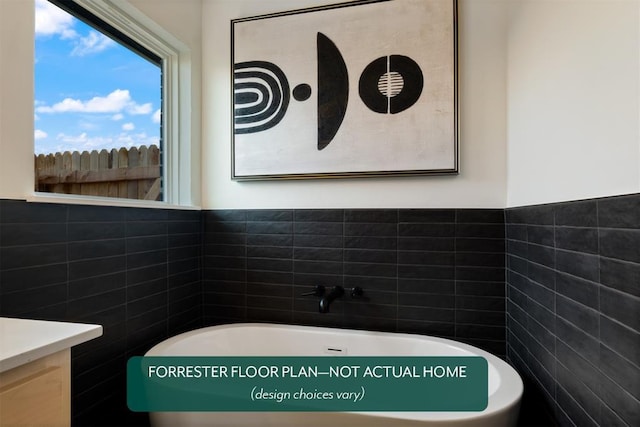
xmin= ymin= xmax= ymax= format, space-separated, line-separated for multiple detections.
xmin=7 ymin=197 xmax=636 ymax=427
xmin=0 ymin=200 xmax=202 ymax=426
xmin=506 ymin=194 xmax=640 ymax=427
xmin=203 ymin=208 xmax=506 ymax=357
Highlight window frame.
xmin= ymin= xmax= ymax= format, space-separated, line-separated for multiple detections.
xmin=32 ymin=0 xmax=196 ymax=209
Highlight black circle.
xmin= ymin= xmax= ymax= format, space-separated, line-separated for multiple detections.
xmin=359 ymin=55 xmax=423 ymax=114
xmin=389 ymin=55 xmax=423 ymax=114
xmin=293 ymin=84 xmax=312 ymax=102
xmin=359 ymin=57 xmax=388 ymax=113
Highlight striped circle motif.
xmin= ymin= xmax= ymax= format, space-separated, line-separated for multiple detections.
xmin=377 ymin=71 xmax=404 ymax=98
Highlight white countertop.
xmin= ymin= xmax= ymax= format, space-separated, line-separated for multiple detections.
xmin=0 ymin=317 xmax=103 ymax=373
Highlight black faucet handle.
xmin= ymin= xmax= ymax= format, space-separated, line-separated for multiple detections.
xmin=301 ymin=285 xmax=325 ymax=297
xmin=351 ymin=287 xmax=364 ymax=298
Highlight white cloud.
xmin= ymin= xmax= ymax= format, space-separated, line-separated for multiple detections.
xmin=34 ymin=129 xmax=48 ymax=140
xmin=122 ymin=122 xmax=135 ymax=131
xmin=127 ymin=103 xmax=153 ymax=115
xmin=152 ymin=109 xmax=161 ymax=124
xmin=36 ymin=89 xmax=152 ymax=117
xmin=38 ymin=98 xmax=84 ymax=113
xmin=53 ymin=132 xmax=159 ymax=152
xmin=71 ymin=31 xmax=116 ymax=57
xmin=112 ymin=113 xmax=124 ymax=121
xmin=57 ymin=132 xmax=88 ymax=144
xmin=35 ymin=0 xmax=77 ymax=39
xmin=125 ymin=132 xmax=160 ymax=147
xmin=79 ymin=121 xmax=98 ymax=131
xmin=36 ymin=1 xmax=116 ymax=58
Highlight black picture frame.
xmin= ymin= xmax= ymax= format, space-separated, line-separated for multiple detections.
xmin=231 ymin=0 xmax=458 ymax=180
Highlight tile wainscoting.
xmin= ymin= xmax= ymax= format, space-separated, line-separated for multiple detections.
xmin=506 ymin=194 xmax=639 ymax=427
xmin=203 ymin=208 xmax=506 ymax=357
xmin=0 ymin=200 xmax=202 ymax=426
xmin=2 ymin=196 xmax=637 ymax=427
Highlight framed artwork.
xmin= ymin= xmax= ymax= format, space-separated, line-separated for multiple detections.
xmin=231 ymin=0 xmax=458 ymax=180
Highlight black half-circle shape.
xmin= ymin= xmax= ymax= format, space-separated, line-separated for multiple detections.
xmin=389 ymin=55 xmax=423 ymax=114
xmin=317 ymin=32 xmax=349 ymax=151
xmin=359 ymin=56 xmax=388 ymax=114
xmin=233 ymin=61 xmax=290 ymax=134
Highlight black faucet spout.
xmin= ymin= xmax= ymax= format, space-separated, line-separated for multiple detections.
xmin=319 ymin=286 xmax=344 ymax=313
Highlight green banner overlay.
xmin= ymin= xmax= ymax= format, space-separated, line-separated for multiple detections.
xmin=127 ymin=356 xmax=488 ymax=412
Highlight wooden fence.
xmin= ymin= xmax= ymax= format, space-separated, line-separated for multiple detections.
xmin=35 ymin=145 xmax=162 ymax=201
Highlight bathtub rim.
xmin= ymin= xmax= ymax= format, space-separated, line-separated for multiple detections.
xmin=145 ymin=322 xmax=523 ymax=423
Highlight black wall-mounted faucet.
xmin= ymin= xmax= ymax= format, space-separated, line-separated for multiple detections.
xmin=319 ymin=286 xmax=344 ymax=313
xmin=301 ymin=285 xmax=325 ymax=297
xmin=301 ymin=285 xmax=364 ymax=313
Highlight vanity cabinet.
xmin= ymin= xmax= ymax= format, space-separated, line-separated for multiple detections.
xmin=0 ymin=318 xmax=102 ymax=427
xmin=0 ymin=349 xmax=70 ymax=426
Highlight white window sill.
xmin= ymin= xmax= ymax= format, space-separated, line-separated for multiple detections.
xmin=28 ymin=192 xmax=200 ymax=211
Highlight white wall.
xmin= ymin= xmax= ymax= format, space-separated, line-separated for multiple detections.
xmin=507 ymin=0 xmax=640 ymax=207
xmin=4 ymin=0 xmax=637 ymax=209
xmin=0 ymin=0 xmax=35 ymax=199
xmin=201 ymin=0 xmax=509 ymax=209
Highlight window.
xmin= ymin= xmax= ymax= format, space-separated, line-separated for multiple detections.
xmin=33 ymin=0 xmax=189 ymax=205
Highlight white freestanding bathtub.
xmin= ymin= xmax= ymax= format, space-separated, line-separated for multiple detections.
xmin=145 ymin=323 xmax=522 ymax=427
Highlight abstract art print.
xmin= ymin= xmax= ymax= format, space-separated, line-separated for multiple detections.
xmin=232 ymin=0 xmax=458 ymax=180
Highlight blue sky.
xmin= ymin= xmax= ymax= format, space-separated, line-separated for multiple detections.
xmin=34 ymin=0 xmax=161 ymax=154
